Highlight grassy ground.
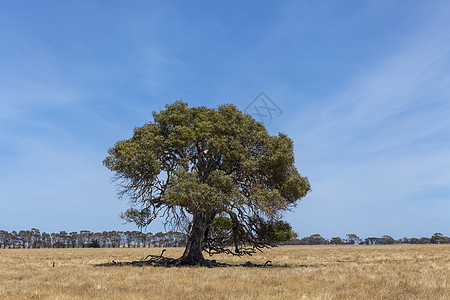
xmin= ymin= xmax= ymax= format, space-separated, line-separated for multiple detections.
xmin=0 ymin=244 xmax=448 ymax=299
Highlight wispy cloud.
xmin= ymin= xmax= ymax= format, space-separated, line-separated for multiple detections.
xmin=287 ymin=12 xmax=450 ymax=237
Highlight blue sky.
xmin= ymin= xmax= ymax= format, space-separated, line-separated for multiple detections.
xmin=1 ymin=1 xmax=449 ymax=239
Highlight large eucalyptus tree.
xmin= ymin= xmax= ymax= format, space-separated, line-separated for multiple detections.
xmin=104 ymin=101 xmax=310 ymax=265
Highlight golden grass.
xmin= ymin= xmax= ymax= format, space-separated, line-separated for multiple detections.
xmin=0 ymin=245 xmax=448 ymax=299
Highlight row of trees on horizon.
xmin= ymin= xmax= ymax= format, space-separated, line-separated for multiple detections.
xmin=0 ymin=229 xmax=448 ymax=249
xmin=0 ymin=229 xmax=186 ymax=249
xmin=287 ymin=233 xmax=450 ymax=245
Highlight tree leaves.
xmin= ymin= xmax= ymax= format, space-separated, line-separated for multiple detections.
xmin=104 ymin=101 xmax=310 ymax=254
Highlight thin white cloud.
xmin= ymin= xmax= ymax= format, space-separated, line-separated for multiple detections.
xmin=286 ymin=11 xmax=450 ymax=237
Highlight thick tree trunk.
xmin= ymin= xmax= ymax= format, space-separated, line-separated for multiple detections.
xmin=179 ymin=211 xmax=214 ymax=265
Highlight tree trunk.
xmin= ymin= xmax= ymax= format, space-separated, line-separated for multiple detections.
xmin=180 ymin=211 xmax=214 ymax=265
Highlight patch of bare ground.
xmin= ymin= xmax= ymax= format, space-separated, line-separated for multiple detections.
xmin=0 ymin=245 xmax=448 ymax=299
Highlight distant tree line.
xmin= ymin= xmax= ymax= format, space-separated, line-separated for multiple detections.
xmin=1 ymin=229 xmax=448 ymax=249
xmin=285 ymin=233 xmax=450 ymax=245
xmin=0 ymin=228 xmax=187 ymax=249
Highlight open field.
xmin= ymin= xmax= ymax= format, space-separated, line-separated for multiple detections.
xmin=0 ymin=245 xmax=449 ymax=299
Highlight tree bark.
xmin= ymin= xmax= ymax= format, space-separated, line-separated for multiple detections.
xmin=179 ymin=211 xmax=214 ymax=265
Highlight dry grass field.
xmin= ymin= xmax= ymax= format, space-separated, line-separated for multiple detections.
xmin=0 ymin=244 xmax=448 ymax=299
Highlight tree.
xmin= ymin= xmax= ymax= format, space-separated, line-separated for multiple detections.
xmin=101 ymin=231 xmax=110 ymax=247
xmin=299 ymin=234 xmax=328 ymax=245
xmin=124 ymin=231 xmax=133 ymax=248
xmin=10 ymin=231 xmax=18 ymax=248
xmin=366 ymin=237 xmax=380 ymax=245
xmin=108 ymin=231 xmax=122 ymax=248
xmin=30 ymin=228 xmax=41 ymax=248
xmin=345 ymin=234 xmax=360 ymax=245
xmin=41 ymin=232 xmax=52 ymax=248
xmin=409 ymin=237 xmax=419 ymax=244
xmin=137 ymin=231 xmax=148 ymax=247
xmin=0 ymin=230 xmax=10 ymax=248
xmin=330 ymin=237 xmax=343 ymax=245
xmin=78 ymin=230 xmax=92 ymax=248
xmin=379 ymin=235 xmax=395 ymax=244
xmin=69 ymin=232 xmax=78 ymax=248
xmin=104 ymin=101 xmax=310 ymax=265
xmin=431 ymin=233 xmax=447 ymax=244
xmin=18 ymin=230 xmax=32 ymax=248
xmin=418 ymin=237 xmax=431 ymax=244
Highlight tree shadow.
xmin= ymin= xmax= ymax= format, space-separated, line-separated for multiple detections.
xmin=93 ymin=250 xmax=326 ymax=269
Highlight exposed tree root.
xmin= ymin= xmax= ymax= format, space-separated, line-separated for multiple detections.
xmin=93 ymin=249 xmax=326 ymax=268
